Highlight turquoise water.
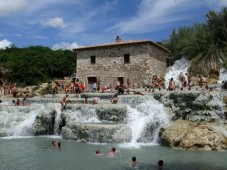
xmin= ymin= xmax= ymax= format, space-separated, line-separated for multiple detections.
xmin=0 ymin=137 xmax=226 ymax=170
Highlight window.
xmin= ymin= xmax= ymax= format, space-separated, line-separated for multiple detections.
xmin=124 ymin=54 xmax=130 ymax=64
xmin=90 ymin=56 xmax=96 ymax=64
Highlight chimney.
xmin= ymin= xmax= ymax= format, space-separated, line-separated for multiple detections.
xmin=115 ymin=36 xmax=121 ymax=43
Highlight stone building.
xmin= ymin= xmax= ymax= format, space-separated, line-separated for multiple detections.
xmin=74 ymin=36 xmax=170 ymax=90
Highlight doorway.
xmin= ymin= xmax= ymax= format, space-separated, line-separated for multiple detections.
xmin=117 ymin=77 xmax=124 ymax=85
xmin=87 ymin=76 xmax=97 ymax=90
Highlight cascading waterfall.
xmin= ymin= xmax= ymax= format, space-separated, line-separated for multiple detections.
xmin=126 ymin=97 xmax=169 ymax=144
xmin=117 ymin=95 xmax=169 ymax=144
xmin=0 ymin=104 xmax=44 ymax=136
xmin=53 ymin=104 xmax=62 ymax=135
xmin=218 ymin=68 xmax=227 ymax=83
xmin=164 ymin=57 xmax=189 ymax=87
xmin=65 ymin=106 xmax=101 ymax=123
xmin=1 ymin=95 xmax=169 ymax=144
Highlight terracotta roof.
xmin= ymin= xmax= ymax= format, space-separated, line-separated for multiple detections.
xmin=74 ymin=40 xmax=170 ymax=53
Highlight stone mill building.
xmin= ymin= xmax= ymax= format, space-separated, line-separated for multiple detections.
xmin=74 ymin=36 xmax=170 ymax=90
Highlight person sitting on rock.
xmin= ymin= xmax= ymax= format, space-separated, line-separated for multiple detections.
xmin=84 ymin=97 xmax=88 ymax=104
xmin=111 ymin=94 xmax=118 ymax=104
xmin=92 ymin=98 xmax=97 ymax=105
xmin=16 ymin=98 xmax=20 ymax=106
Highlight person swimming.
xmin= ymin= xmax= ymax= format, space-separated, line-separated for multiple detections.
xmin=130 ymin=156 xmax=137 ymax=166
xmin=51 ymin=141 xmax=57 ymax=148
xmin=95 ymin=150 xmax=103 ymax=156
xmin=158 ymin=160 xmax=164 ymax=169
xmin=58 ymin=142 xmax=61 ymax=150
xmin=108 ymin=147 xmax=116 ymax=157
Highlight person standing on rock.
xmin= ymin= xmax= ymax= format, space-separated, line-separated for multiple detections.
xmin=71 ymin=72 xmax=77 ymax=84
xmin=60 ymin=95 xmax=68 ymax=110
xmin=12 ymin=85 xmax=18 ymax=98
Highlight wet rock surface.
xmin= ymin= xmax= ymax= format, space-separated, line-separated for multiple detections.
xmin=61 ymin=122 xmax=124 ymax=142
xmin=153 ymin=91 xmax=226 ymax=122
xmin=159 ymin=120 xmax=227 ymax=151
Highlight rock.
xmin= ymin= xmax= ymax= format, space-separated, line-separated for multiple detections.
xmin=61 ymin=122 xmax=124 ymax=143
xmin=95 ymin=104 xmax=127 ymax=123
xmin=61 ymin=104 xmax=127 ymax=123
xmin=0 ymin=130 xmax=7 ymax=137
xmin=80 ymin=93 xmax=115 ymax=100
xmin=32 ymin=108 xmax=56 ymax=135
xmin=159 ymin=120 xmax=227 ymax=151
xmin=223 ymin=96 xmax=227 ymax=104
xmin=153 ymin=91 xmax=225 ymax=122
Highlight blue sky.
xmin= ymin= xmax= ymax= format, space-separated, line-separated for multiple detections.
xmin=0 ymin=0 xmax=226 ymax=50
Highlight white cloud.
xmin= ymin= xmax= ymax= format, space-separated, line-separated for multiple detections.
xmin=219 ymin=0 xmax=227 ymax=6
xmin=0 ymin=0 xmax=28 ymax=16
xmin=42 ymin=17 xmax=66 ymax=28
xmin=52 ymin=42 xmax=80 ymax=50
xmin=0 ymin=39 xmax=12 ymax=49
xmin=110 ymin=0 xmax=205 ymax=34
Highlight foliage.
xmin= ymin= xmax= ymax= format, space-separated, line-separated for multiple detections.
xmin=0 ymin=46 xmax=76 ymax=86
xmin=161 ymin=7 xmax=227 ymax=76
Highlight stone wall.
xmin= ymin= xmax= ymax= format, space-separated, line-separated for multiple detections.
xmin=76 ymin=43 xmax=168 ymax=90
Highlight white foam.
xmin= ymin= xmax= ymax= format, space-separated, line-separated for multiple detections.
xmin=119 ymin=96 xmax=169 ymax=145
xmin=164 ymin=57 xmax=189 ymax=87
xmin=218 ymin=68 xmax=227 ymax=83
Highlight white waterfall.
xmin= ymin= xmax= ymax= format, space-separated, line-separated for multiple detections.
xmin=122 ymin=96 xmax=169 ymax=145
xmin=53 ymin=104 xmax=62 ymax=135
xmin=218 ymin=68 xmax=227 ymax=83
xmin=66 ymin=106 xmax=101 ymax=123
xmin=0 ymin=104 xmax=44 ymax=136
xmin=164 ymin=57 xmax=189 ymax=87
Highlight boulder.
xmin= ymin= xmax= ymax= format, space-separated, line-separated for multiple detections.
xmin=32 ymin=108 xmax=56 ymax=135
xmin=159 ymin=120 xmax=227 ymax=151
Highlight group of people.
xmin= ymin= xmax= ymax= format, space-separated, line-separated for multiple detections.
xmin=167 ymin=73 xmax=213 ymax=92
xmin=0 ymin=82 xmax=30 ymax=98
xmin=51 ymin=72 xmax=86 ymax=97
xmin=95 ymin=147 xmax=116 ymax=157
xmin=95 ymin=147 xmax=164 ymax=168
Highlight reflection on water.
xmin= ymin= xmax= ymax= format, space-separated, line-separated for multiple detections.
xmin=0 ymin=137 xmax=226 ymax=170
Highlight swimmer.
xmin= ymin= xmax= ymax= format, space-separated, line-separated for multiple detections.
xmin=130 ymin=156 xmax=137 ymax=166
xmin=95 ymin=150 xmax=103 ymax=156
xmin=158 ymin=160 xmax=164 ymax=170
xmin=58 ymin=142 xmax=61 ymax=150
xmin=108 ymin=147 xmax=116 ymax=157
xmin=51 ymin=141 xmax=57 ymax=148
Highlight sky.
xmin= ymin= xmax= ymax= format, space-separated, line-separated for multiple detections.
xmin=0 ymin=0 xmax=227 ymax=50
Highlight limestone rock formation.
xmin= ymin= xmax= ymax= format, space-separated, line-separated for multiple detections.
xmin=159 ymin=120 xmax=227 ymax=151
xmin=153 ymin=91 xmax=226 ymax=122
xmin=61 ymin=122 xmax=124 ymax=142
xmin=32 ymin=108 xmax=56 ymax=135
